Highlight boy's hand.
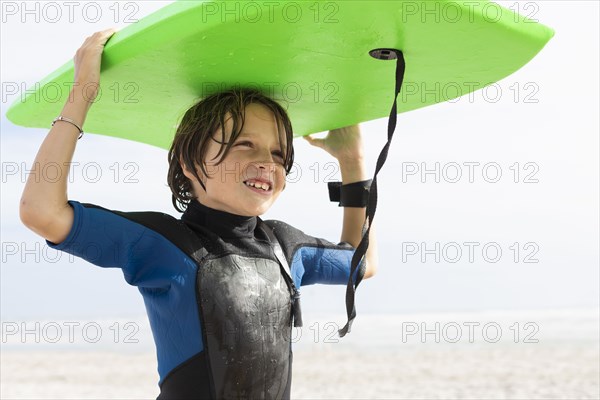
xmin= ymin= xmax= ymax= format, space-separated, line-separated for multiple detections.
xmin=303 ymin=124 xmax=364 ymax=163
xmin=73 ymin=28 xmax=118 ymax=102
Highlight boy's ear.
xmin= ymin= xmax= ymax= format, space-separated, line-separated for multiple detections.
xmin=179 ymin=156 xmax=191 ymax=179
xmin=180 ymin=156 xmax=199 ymax=178
xmin=180 ymin=155 xmax=206 ymax=185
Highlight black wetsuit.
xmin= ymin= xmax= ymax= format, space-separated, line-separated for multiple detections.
xmin=47 ymin=199 xmax=358 ymax=399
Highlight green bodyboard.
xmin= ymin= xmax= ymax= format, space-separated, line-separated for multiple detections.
xmin=6 ymin=0 xmax=554 ymax=149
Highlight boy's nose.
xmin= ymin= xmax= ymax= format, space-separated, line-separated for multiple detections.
xmin=254 ymin=160 xmax=276 ymax=171
xmin=255 ymin=150 xmax=279 ymax=167
xmin=245 ymin=161 xmax=276 ymax=184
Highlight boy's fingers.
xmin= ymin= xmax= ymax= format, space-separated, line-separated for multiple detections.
xmin=103 ymin=28 xmax=118 ymax=37
xmin=100 ymin=28 xmax=118 ymax=43
xmin=303 ymin=135 xmax=322 ymax=148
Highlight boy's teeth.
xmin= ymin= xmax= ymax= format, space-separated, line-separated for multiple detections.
xmin=246 ymin=181 xmax=270 ymax=191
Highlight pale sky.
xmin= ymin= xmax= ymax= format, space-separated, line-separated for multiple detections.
xmin=1 ymin=1 xmax=598 ymax=321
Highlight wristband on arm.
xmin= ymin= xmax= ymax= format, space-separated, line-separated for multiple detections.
xmin=52 ymin=116 xmax=84 ymax=139
xmin=328 ymin=179 xmax=372 ymax=207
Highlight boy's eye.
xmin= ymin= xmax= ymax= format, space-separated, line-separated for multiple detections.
xmin=235 ymin=141 xmax=285 ymax=163
xmin=273 ymin=154 xmax=286 ymax=166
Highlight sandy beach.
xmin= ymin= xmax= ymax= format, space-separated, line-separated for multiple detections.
xmin=1 ymin=309 xmax=598 ymax=399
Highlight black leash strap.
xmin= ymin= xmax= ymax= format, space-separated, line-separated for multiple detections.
xmin=338 ymin=49 xmax=406 ymax=337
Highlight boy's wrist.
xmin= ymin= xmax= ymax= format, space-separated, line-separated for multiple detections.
xmin=67 ymin=84 xmax=98 ymax=106
xmin=328 ymin=179 xmax=372 ymax=207
xmin=61 ymin=87 xmax=95 ymax=123
xmin=339 ymin=157 xmax=367 ymax=184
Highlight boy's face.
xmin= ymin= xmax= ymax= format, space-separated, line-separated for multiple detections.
xmin=182 ymin=103 xmax=288 ymax=217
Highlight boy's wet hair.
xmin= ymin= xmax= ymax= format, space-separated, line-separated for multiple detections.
xmin=167 ymin=87 xmax=295 ymax=212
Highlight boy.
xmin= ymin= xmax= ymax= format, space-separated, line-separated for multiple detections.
xmin=20 ymin=29 xmax=377 ymax=399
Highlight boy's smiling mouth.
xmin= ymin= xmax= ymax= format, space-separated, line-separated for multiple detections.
xmin=244 ymin=178 xmax=272 ymax=193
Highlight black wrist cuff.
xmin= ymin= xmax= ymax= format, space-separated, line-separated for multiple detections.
xmin=328 ymin=179 xmax=372 ymax=207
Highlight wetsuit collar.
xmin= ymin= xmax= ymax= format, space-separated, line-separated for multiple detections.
xmin=181 ymin=199 xmax=257 ymax=239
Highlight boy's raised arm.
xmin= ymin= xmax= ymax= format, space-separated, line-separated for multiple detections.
xmin=338 ymin=152 xmax=379 ymax=279
xmin=303 ymin=124 xmax=378 ymax=279
xmin=19 ymin=28 xmax=117 ymax=244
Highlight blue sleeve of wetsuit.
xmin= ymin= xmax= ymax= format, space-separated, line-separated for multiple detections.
xmin=294 ymin=236 xmax=362 ymax=287
xmin=46 ymin=200 xmax=174 ymax=289
xmin=262 ymin=219 xmax=361 ymax=287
